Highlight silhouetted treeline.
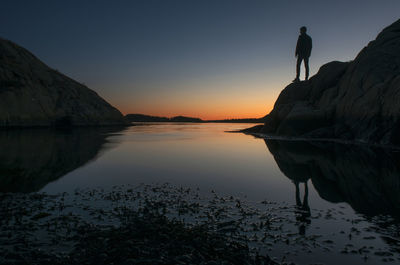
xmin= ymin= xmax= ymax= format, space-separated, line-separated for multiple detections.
xmin=125 ymin=114 xmax=265 ymax=123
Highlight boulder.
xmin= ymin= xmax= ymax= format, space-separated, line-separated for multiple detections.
xmin=0 ymin=38 xmax=127 ymax=127
xmin=257 ymin=19 xmax=400 ymax=146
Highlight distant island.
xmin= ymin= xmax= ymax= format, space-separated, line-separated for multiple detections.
xmin=125 ymin=114 xmax=265 ymax=123
xmin=125 ymin=114 xmax=202 ymax=123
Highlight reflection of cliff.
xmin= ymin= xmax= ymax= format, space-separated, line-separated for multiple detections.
xmin=265 ymin=140 xmax=400 ymax=218
xmin=0 ymin=127 xmax=125 ymax=193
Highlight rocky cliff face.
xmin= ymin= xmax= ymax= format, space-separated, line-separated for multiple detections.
xmin=257 ymin=19 xmax=400 ymax=146
xmin=0 ymin=38 xmax=126 ymax=127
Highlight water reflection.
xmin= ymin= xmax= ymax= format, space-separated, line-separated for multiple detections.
xmin=294 ymin=180 xmax=311 ymax=235
xmin=264 ymin=139 xmax=400 ymax=219
xmin=0 ymin=127 xmax=125 ymax=193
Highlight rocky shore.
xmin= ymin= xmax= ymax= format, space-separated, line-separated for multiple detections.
xmin=246 ymin=19 xmax=400 ymax=147
xmin=1 ymin=184 xmax=399 ymax=265
xmin=0 ymin=184 xmax=282 ymax=265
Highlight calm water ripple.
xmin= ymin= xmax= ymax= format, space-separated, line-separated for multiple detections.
xmin=1 ymin=123 xmax=400 ymax=264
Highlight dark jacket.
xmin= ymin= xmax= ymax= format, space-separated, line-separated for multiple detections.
xmin=295 ymin=33 xmax=312 ymax=58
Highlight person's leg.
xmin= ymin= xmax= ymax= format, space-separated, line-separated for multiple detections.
xmin=295 ymin=57 xmax=302 ymax=80
xmin=304 ymin=57 xmax=309 ymax=80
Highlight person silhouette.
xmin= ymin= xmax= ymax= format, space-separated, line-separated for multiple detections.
xmin=293 ymin=26 xmax=312 ymax=82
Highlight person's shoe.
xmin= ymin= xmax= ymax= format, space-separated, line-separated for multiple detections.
xmin=292 ymin=77 xmax=300 ymax=83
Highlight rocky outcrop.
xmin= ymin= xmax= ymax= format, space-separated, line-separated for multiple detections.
xmin=255 ymin=19 xmax=400 ymax=146
xmin=0 ymin=38 xmax=127 ymax=127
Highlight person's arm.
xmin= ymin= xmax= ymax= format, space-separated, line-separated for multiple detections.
xmin=308 ymin=37 xmax=312 ymax=57
xmin=295 ymin=36 xmax=300 ymax=57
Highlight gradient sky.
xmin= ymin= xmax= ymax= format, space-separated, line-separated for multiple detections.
xmin=1 ymin=0 xmax=399 ymax=119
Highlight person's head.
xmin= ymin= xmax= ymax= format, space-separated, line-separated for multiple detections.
xmin=300 ymin=26 xmax=307 ymax=34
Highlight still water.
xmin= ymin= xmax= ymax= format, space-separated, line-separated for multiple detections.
xmin=1 ymin=123 xmax=400 ymax=264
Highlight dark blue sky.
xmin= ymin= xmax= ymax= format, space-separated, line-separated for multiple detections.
xmin=1 ymin=0 xmax=399 ymax=118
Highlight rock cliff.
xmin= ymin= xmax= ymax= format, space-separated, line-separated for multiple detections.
xmin=253 ymin=19 xmax=400 ymax=146
xmin=0 ymin=38 xmax=126 ymax=127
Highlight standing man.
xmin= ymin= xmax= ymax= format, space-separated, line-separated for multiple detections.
xmin=294 ymin=26 xmax=312 ymax=82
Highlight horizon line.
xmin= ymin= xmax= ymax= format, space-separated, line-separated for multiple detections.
xmin=124 ymin=112 xmax=266 ymax=121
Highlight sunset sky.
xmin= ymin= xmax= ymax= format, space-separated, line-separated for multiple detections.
xmin=1 ymin=0 xmax=400 ymax=119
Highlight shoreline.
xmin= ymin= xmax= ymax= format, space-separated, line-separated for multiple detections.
xmin=232 ymin=124 xmax=400 ymax=151
xmin=1 ymin=183 xmax=398 ymax=265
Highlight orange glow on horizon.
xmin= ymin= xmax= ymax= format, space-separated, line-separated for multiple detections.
xmin=111 ymin=89 xmax=279 ymax=120
xmin=104 ymin=74 xmax=284 ymax=121
xmin=118 ymin=101 xmax=274 ymax=120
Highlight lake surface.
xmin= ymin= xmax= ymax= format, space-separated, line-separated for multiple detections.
xmin=1 ymin=123 xmax=400 ymax=264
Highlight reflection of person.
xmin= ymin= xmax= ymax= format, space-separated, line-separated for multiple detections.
xmin=293 ymin=26 xmax=312 ymax=82
xmin=294 ymin=180 xmax=311 ymax=235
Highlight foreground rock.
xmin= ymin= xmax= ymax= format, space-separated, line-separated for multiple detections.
xmin=0 ymin=185 xmax=283 ymax=265
xmin=0 ymin=38 xmax=126 ymax=127
xmin=251 ymin=19 xmax=400 ymax=146
xmin=2 ymin=184 xmax=400 ymax=264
